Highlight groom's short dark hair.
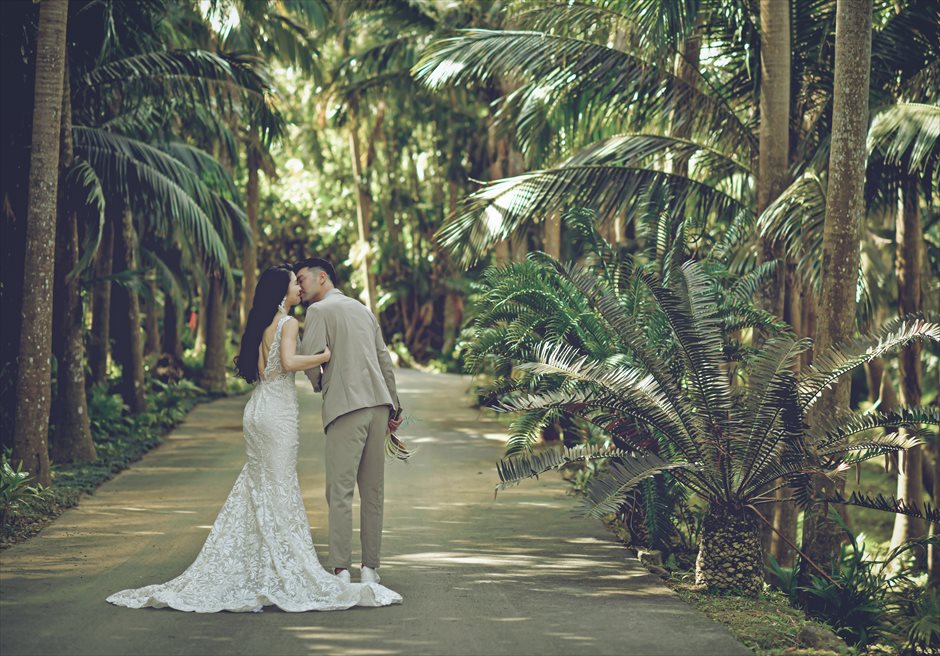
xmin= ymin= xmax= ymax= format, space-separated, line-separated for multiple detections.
xmin=293 ymin=257 xmax=337 ymax=285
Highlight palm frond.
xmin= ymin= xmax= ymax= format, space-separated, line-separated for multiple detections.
xmin=506 ymin=343 xmax=694 ymax=448
xmin=826 ymin=491 xmax=940 ymax=524
xmin=727 ymin=259 xmax=783 ymax=304
xmin=637 ymin=263 xmax=734 ymax=442
xmin=757 ymin=171 xmax=826 ymax=291
xmin=496 ymin=443 xmax=629 ymax=491
xmin=798 ymin=316 xmax=940 ymax=412
xmin=814 ymin=407 xmax=940 ymax=450
xmin=414 ymin=30 xmax=755 ymax=158
xmin=736 ymin=336 xmax=811 ymax=494
xmin=508 ymin=1 xmax=637 ymax=40
xmin=73 ymin=126 xmax=236 ymax=278
xmin=819 ymin=430 xmax=932 ymax=464
xmin=580 ymin=452 xmax=695 ymax=518
xmin=157 ymin=141 xmax=240 ymax=199
xmin=64 ymin=158 xmax=107 ymax=281
xmin=868 ymin=103 xmax=940 ymax=175
xmin=437 ymin=162 xmax=747 ymax=265
xmin=77 ymin=49 xmax=282 ymax=145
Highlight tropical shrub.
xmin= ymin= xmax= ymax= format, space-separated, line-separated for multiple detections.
xmin=468 ymin=214 xmax=940 ymax=596
xmin=799 ymin=514 xmax=939 ymax=651
xmin=0 ymin=450 xmax=55 ymax=526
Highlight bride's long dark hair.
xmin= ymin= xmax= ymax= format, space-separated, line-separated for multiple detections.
xmin=234 ymin=264 xmax=293 ymax=383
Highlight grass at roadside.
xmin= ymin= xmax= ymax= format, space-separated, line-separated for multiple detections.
xmin=667 ymin=580 xmax=852 ymax=655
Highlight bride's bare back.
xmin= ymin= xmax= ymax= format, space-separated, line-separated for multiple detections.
xmin=257 ymin=314 xmax=284 ymax=380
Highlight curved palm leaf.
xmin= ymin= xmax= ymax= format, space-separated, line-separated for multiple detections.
xmin=825 ymin=491 xmax=940 ymax=523
xmin=798 ymin=317 xmax=940 ymax=412
xmin=414 ymin=29 xmax=755 ymax=161
xmin=438 ymin=163 xmax=747 ymax=265
xmin=73 ymin=126 xmax=236 ymax=279
xmin=813 ymin=407 xmax=940 ymax=450
xmin=64 ymin=158 xmax=107 ymax=282
xmin=76 ymin=49 xmax=282 ymax=145
xmin=496 ymin=443 xmax=629 ymax=491
xmin=818 ymin=431 xmax=932 ymax=464
xmin=581 ymin=453 xmax=696 ymax=518
xmin=868 ymin=102 xmax=940 ymax=175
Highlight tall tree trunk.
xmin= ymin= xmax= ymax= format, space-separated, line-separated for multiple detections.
xmin=488 ymin=121 xmax=511 ymax=266
xmin=757 ymin=0 xmax=792 ymax=560
xmin=770 ymin=263 xmax=801 ymax=567
xmin=347 ymin=98 xmax=379 ymax=319
xmin=113 ymin=205 xmax=147 ymax=414
xmin=890 ymin=177 xmax=927 ymax=565
xmin=193 ymin=293 xmax=207 ymax=353
xmin=929 ymin=419 xmax=939 ymax=586
xmin=12 ymin=0 xmax=70 ymax=485
xmin=51 ymin=58 xmax=95 ymax=464
xmin=670 ymin=18 xmax=702 ymax=206
xmin=543 ymin=211 xmax=561 ymax=260
xmin=201 ymin=273 xmax=228 ymax=394
xmin=89 ymin=220 xmax=113 ymax=385
xmin=800 ymin=0 xmax=872 ymax=588
xmin=756 ymin=0 xmax=791 ymax=322
xmin=163 ymin=290 xmax=183 ymax=362
xmin=240 ymin=139 xmax=259 ymax=329
xmin=142 ymin=272 xmax=161 ymax=357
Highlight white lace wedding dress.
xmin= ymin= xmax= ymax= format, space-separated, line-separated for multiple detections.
xmin=107 ymin=315 xmax=402 ymax=612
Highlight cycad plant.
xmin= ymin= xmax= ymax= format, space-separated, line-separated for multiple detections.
xmin=468 ymin=213 xmax=940 ymax=595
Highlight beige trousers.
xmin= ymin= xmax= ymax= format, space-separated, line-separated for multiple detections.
xmin=324 ymin=405 xmax=388 ymax=570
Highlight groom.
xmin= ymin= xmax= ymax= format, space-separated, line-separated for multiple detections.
xmin=293 ymin=257 xmax=402 ymax=585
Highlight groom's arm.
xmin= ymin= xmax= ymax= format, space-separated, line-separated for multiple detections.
xmin=373 ymin=318 xmax=401 ymax=413
xmin=300 ymin=305 xmax=327 ymax=391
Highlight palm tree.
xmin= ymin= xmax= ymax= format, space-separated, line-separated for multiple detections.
xmin=12 ymin=0 xmax=70 ymax=485
xmin=468 ymin=212 xmax=940 ymax=595
xmin=800 ymin=0 xmax=874 ymax=584
xmin=417 ymin=0 xmax=938 ymax=570
xmin=865 ymin=91 xmax=940 ymax=567
xmin=413 ymin=3 xmax=757 ymax=265
xmin=313 ymin=0 xmax=489 ymax=356
xmin=198 ymin=0 xmax=328 ymax=326
xmin=68 ymin=32 xmax=278 ymax=396
xmin=51 ymin=62 xmax=95 ymax=463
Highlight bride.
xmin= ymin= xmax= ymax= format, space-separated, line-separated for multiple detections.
xmin=107 ymin=264 xmax=402 ymax=612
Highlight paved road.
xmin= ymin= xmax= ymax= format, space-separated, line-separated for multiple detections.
xmin=0 ymin=369 xmax=749 ymax=656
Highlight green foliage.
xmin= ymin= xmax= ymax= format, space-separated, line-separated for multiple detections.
xmin=469 ymin=216 xmax=940 ymax=523
xmin=465 ymin=212 xmax=940 ymax=584
xmin=798 ymin=515 xmax=939 ymax=651
xmin=0 ymin=450 xmax=56 ymax=526
xmin=670 ymin=582 xmax=848 ymax=656
xmin=54 ymin=379 xmax=204 ymax=497
xmin=891 ymin=585 xmax=940 ymax=656
xmin=765 ymin=554 xmax=800 ymax=607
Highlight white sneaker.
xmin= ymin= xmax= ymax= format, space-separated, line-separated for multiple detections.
xmin=334 ymin=569 xmax=351 ymax=584
xmin=360 ymin=566 xmax=381 ymax=584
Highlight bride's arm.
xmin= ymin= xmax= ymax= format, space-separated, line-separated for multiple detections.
xmin=280 ymin=318 xmax=330 ymax=372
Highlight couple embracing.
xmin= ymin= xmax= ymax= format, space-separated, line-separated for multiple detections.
xmin=107 ymin=257 xmax=404 ymax=612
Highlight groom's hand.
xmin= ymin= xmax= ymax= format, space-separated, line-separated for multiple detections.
xmin=387 ymin=415 xmax=403 ymax=434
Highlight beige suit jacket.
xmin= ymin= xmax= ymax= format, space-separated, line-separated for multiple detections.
xmin=299 ymin=289 xmax=400 ymax=430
